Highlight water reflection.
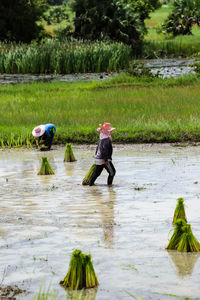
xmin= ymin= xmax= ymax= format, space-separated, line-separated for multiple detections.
xmin=91 ymin=187 xmax=116 ymax=248
xmin=168 ymin=250 xmax=200 ymax=278
xmin=66 ymin=287 xmax=98 ymax=300
xmin=65 ymin=163 xmax=76 ymax=177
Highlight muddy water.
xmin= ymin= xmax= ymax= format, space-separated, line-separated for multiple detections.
xmin=0 ymin=144 xmax=200 ymax=300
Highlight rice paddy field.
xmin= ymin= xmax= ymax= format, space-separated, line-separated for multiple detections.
xmin=1 ymin=145 xmax=200 ymax=300
xmin=1 ymin=75 xmax=200 ymax=147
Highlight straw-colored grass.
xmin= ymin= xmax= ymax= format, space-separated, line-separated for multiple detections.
xmin=1 ymin=75 xmax=200 ymax=146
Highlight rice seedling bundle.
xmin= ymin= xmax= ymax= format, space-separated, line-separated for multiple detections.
xmin=64 ymin=143 xmax=76 ymax=162
xmin=173 ymin=197 xmax=187 ymax=224
xmin=84 ymin=254 xmax=99 ymax=288
xmin=82 ymin=164 xmax=96 ymax=185
xmin=177 ymin=224 xmax=200 ymax=252
xmin=166 ymin=219 xmax=187 ymax=250
xmin=37 ymin=157 xmax=54 ymax=175
xmin=60 ymin=249 xmax=98 ymax=290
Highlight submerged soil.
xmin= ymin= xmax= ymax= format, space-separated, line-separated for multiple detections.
xmin=0 ymin=144 xmax=200 ymax=300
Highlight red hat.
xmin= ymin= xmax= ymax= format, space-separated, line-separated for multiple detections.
xmin=99 ymin=122 xmax=115 ymax=133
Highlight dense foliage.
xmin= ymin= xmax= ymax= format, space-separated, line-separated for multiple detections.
xmin=0 ymin=0 xmax=48 ymax=42
xmin=46 ymin=0 xmax=64 ymax=4
xmin=43 ymin=4 xmax=69 ymax=24
xmin=0 ymin=40 xmax=131 ymax=74
xmin=162 ymin=0 xmax=200 ymax=36
xmin=71 ymin=0 xmax=160 ymax=50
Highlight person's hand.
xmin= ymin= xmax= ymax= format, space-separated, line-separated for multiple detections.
xmin=104 ymin=161 xmax=109 ymax=166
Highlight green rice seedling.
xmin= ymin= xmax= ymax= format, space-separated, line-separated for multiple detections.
xmin=60 ymin=250 xmax=98 ymax=290
xmin=84 ymin=254 xmax=99 ymax=288
xmin=37 ymin=157 xmax=54 ymax=175
xmin=1 ymin=138 xmax=5 ymax=151
xmin=166 ymin=219 xmax=187 ymax=250
xmin=172 ymin=198 xmax=187 ymax=224
xmin=82 ymin=164 xmax=96 ymax=186
xmin=60 ymin=250 xmax=84 ymax=290
xmin=177 ymin=224 xmax=200 ymax=252
xmin=64 ymin=143 xmax=76 ymax=162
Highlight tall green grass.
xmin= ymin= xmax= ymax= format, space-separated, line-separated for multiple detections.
xmin=1 ymin=75 xmax=200 ymax=147
xmin=0 ymin=40 xmax=131 ymax=74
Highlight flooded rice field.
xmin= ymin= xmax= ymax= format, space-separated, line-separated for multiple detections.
xmin=0 ymin=144 xmax=200 ymax=300
xmin=0 ymin=59 xmax=198 ymax=85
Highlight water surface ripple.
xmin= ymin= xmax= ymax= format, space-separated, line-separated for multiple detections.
xmin=0 ymin=145 xmax=200 ymax=300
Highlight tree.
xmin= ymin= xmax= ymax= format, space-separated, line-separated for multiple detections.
xmin=162 ymin=0 xmax=200 ymax=36
xmin=71 ymin=0 xmax=161 ymax=49
xmin=44 ymin=5 xmax=69 ymax=24
xmin=46 ymin=0 xmax=64 ymax=5
xmin=0 ymin=0 xmax=48 ymax=42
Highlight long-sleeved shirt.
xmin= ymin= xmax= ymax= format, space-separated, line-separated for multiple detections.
xmin=95 ymin=137 xmax=113 ymax=165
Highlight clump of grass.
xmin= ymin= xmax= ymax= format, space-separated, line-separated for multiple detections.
xmin=166 ymin=219 xmax=187 ymax=250
xmin=37 ymin=157 xmax=54 ymax=175
xmin=60 ymin=249 xmax=98 ymax=290
xmin=173 ymin=198 xmax=187 ymax=224
xmin=82 ymin=164 xmax=96 ymax=185
xmin=177 ymin=224 xmax=200 ymax=252
xmin=64 ymin=143 xmax=76 ymax=162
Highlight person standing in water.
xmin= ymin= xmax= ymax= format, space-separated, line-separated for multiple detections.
xmin=32 ymin=123 xmax=56 ymax=150
xmin=90 ymin=122 xmax=116 ymax=186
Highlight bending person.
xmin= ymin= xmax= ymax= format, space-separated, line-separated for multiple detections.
xmin=90 ymin=122 xmax=116 ymax=186
xmin=32 ymin=123 xmax=56 ymax=151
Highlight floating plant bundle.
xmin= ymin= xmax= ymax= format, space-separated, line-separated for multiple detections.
xmin=173 ymin=198 xmax=187 ymax=224
xmin=64 ymin=143 xmax=76 ymax=162
xmin=166 ymin=219 xmax=187 ymax=250
xmin=82 ymin=164 xmax=96 ymax=185
xmin=60 ymin=249 xmax=98 ymax=290
xmin=177 ymin=224 xmax=200 ymax=252
xmin=37 ymin=157 xmax=54 ymax=175
xmin=84 ymin=254 xmax=99 ymax=288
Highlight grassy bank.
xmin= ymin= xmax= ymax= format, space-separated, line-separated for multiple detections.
xmin=1 ymin=75 xmax=200 ymax=147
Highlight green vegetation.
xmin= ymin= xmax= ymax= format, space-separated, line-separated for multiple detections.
xmin=60 ymin=250 xmax=98 ymax=289
xmin=172 ymin=198 xmax=187 ymax=225
xmin=71 ymin=0 xmax=160 ymax=49
xmin=161 ymin=0 xmax=200 ymax=36
xmin=166 ymin=219 xmax=187 ymax=250
xmin=0 ymin=0 xmax=48 ymax=43
xmin=64 ymin=143 xmax=76 ymax=162
xmin=1 ymin=75 xmax=200 ymax=147
xmin=177 ymin=224 xmax=200 ymax=252
xmin=82 ymin=165 xmax=97 ymax=185
xmin=38 ymin=157 xmax=55 ymax=175
xmin=144 ymin=4 xmax=200 ymax=57
xmin=0 ymin=40 xmax=131 ymax=74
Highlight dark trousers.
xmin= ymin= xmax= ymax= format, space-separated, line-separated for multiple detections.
xmin=90 ymin=161 xmax=116 ymax=186
xmin=38 ymin=133 xmax=54 ymax=150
